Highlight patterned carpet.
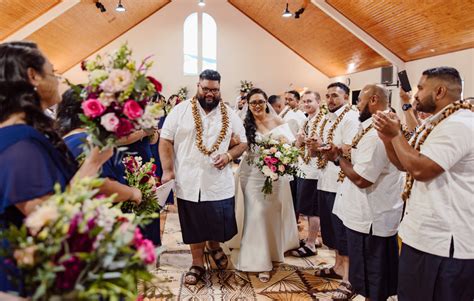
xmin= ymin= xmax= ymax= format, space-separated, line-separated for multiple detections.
xmin=141 ymin=207 xmax=371 ymax=301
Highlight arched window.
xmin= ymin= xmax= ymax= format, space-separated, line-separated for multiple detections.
xmin=183 ymin=12 xmax=217 ymax=75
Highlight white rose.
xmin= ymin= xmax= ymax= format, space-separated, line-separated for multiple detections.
xmin=270 ymin=172 xmax=279 ymax=181
xmin=275 ymin=151 xmax=282 ymax=158
xmin=100 ymin=113 xmax=119 ymax=132
xmin=25 ymin=204 xmax=59 ymax=235
xmin=283 ymin=143 xmax=291 ymax=149
xmin=262 ymin=165 xmax=273 ymax=177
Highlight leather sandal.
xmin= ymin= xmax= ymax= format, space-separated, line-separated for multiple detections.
xmin=314 ymin=267 xmax=343 ymax=280
xmin=291 ymin=246 xmax=317 ymax=257
xmin=207 ymin=247 xmax=228 ymax=269
xmin=332 ymin=281 xmax=356 ymax=300
xmin=184 ymin=265 xmax=205 ymax=285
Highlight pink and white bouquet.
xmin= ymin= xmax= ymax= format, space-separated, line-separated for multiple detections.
xmin=79 ymin=43 xmax=164 ymax=147
xmin=121 ymin=156 xmax=161 ymax=216
xmin=0 ymin=178 xmax=169 ymax=300
xmin=250 ymin=136 xmax=302 ymax=195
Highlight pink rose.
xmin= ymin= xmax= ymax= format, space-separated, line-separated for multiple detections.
xmin=100 ymin=113 xmax=119 ymax=132
xmin=123 ymin=100 xmax=144 ymax=120
xmin=264 ymin=156 xmax=272 ymax=164
xmin=82 ymin=98 xmax=105 ymax=118
xmin=270 ymin=165 xmax=277 ymax=172
xmin=116 ymin=118 xmax=134 ymax=138
xmin=278 ymin=165 xmax=286 ymax=172
xmin=137 ymin=239 xmax=156 ymax=264
xmin=270 ymin=157 xmax=279 ymax=164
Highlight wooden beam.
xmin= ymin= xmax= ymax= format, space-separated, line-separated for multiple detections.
xmin=2 ymin=0 xmax=80 ymax=42
xmin=311 ymin=0 xmax=405 ymax=70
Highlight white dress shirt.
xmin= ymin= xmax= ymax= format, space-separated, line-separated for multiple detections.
xmin=280 ymin=107 xmax=307 ymax=130
xmin=161 ymin=99 xmax=247 ymax=202
xmin=333 ymin=117 xmax=404 ymax=237
xmin=399 ymin=108 xmax=474 ymax=259
xmin=298 ymin=115 xmax=321 ymax=180
xmin=317 ymin=105 xmax=360 ymax=193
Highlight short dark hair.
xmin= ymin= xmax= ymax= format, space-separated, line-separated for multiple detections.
xmin=422 ymin=67 xmax=462 ymax=87
xmin=268 ymin=94 xmax=280 ymax=105
xmin=56 ymin=86 xmax=84 ymax=136
xmin=327 ymin=82 xmax=350 ymax=95
xmin=199 ymin=69 xmax=221 ymax=83
xmin=286 ymin=90 xmax=300 ymax=100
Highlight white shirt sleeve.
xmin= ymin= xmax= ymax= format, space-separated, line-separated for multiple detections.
xmin=420 ymin=120 xmax=473 ymax=171
xmin=341 ymin=112 xmax=360 ymax=145
xmin=353 ymin=135 xmax=389 ymax=183
xmin=160 ymin=104 xmax=181 ymax=141
xmin=229 ymin=108 xmax=247 ymax=143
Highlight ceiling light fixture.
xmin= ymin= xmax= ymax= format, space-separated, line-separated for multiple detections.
xmin=116 ymin=0 xmax=126 ymax=12
xmin=282 ymin=2 xmax=292 ymax=18
xmin=95 ymin=1 xmax=106 ymax=13
xmin=198 ymin=0 xmax=206 ymax=7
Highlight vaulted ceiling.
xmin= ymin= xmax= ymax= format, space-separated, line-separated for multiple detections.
xmin=1 ymin=0 xmax=473 ymax=77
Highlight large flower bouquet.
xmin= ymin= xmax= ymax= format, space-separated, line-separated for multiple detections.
xmin=176 ymin=86 xmax=188 ymax=102
xmin=250 ymin=136 xmax=302 ymax=195
xmin=0 ymin=178 xmax=164 ymax=300
xmin=121 ymin=156 xmax=161 ymax=216
xmin=79 ymin=43 xmax=164 ymax=147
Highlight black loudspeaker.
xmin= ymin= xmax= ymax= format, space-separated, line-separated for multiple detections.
xmin=381 ymin=66 xmax=393 ymax=84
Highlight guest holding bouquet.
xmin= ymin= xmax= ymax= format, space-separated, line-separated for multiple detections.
xmin=0 ymin=41 xmax=112 ymax=295
xmin=234 ymin=88 xmax=299 ymax=283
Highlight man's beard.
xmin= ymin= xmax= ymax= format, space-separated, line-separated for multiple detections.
xmin=197 ymin=94 xmax=220 ymax=111
xmin=415 ymin=94 xmax=436 ymax=113
xmin=359 ymin=104 xmax=372 ymax=122
xmin=328 ymin=103 xmax=344 ymax=113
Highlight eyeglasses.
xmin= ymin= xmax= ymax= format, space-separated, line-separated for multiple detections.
xmin=200 ymin=86 xmax=220 ymax=94
xmin=249 ymin=100 xmax=266 ymax=107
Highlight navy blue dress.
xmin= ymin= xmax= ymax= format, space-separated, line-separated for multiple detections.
xmin=0 ymin=125 xmax=76 ymax=294
xmin=150 ymin=116 xmax=174 ymax=205
xmin=64 ymin=132 xmax=126 ymax=184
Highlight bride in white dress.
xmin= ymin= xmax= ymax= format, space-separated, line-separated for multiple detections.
xmin=230 ymin=88 xmax=299 ymax=282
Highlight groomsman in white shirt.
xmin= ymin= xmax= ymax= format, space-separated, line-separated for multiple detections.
xmin=160 ymin=70 xmax=248 ymax=285
xmin=324 ymin=84 xmax=402 ymax=300
xmin=307 ymin=82 xmax=360 ymax=298
xmin=280 ymin=90 xmax=307 ymax=129
xmin=374 ymin=67 xmax=474 ymax=301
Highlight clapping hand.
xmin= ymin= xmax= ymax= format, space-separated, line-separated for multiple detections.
xmin=295 ymin=130 xmax=306 ymax=147
xmin=318 ymin=142 xmax=340 ymax=162
xmin=373 ymin=111 xmax=402 ymax=141
xmin=305 ymin=135 xmax=323 ymax=156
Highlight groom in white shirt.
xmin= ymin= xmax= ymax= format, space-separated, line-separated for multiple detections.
xmin=160 ymin=70 xmax=247 ymax=285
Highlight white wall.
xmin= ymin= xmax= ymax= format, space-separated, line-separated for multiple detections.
xmin=62 ymin=0 xmax=329 ymax=106
xmin=331 ymin=48 xmax=474 ymax=114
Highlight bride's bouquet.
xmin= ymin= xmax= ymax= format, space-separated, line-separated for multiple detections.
xmin=121 ymin=155 xmax=161 ymax=216
xmin=0 ymin=178 xmax=165 ymax=300
xmin=250 ymin=136 xmax=301 ymax=195
xmin=79 ymin=43 xmax=164 ymax=148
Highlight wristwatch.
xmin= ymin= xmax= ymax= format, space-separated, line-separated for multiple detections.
xmin=402 ymin=103 xmax=413 ymax=111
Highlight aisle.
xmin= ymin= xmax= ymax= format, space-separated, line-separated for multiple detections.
xmin=143 ymin=206 xmax=367 ymax=300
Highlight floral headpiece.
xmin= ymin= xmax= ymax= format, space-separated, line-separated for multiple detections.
xmin=240 ymin=80 xmax=253 ymax=93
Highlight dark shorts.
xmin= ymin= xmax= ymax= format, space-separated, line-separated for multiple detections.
xmin=296 ymin=177 xmax=319 ymax=216
xmin=177 ymin=197 xmax=238 ymax=244
xmin=346 ymin=228 xmax=398 ymax=301
xmin=318 ymin=190 xmax=348 ymax=255
xmin=289 ymin=179 xmax=298 ymax=217
xmin=398 ymin=243 xmax=474 ymax=301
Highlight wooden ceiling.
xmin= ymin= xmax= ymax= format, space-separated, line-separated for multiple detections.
xmin=327 ymin=0 xmax=474 ymax=61
xmin=0 ymin=0 xmax=60 ymax=41
xmin=25 ymin=0 xmax=170 ymax=73
xmin=228 ymin=0 xmax=390 ymax=77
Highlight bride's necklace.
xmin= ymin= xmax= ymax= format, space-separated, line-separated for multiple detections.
xmin=191 ymin=97 xmax=230 ymax=156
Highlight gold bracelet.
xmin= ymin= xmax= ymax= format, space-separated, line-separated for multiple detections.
xmin=225 ymin=152 xmax=233 ymax=163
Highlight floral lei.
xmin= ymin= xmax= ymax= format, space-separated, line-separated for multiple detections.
xmin=191 ymin=97 xmax=230 ymax=156
xmin=302 ymin=109 xmax=326 ymax=164
xmin=337 ymin=124 xmax=374 ymax=182
xmin=317 ymin=106 xmax=352 ymax=169
xmin=402 ymin=100 xmax=473 ymax=201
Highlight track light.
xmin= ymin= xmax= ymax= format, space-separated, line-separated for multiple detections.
xmin=282 ymin=3 xmax=292 ymax=18
xmin=95 ymin=1 xmax=106 ymax=13
xmin=198 ymin=0 xmax=206 ymax=7
xmin=116 ymin=0 xmax=126 ymax=12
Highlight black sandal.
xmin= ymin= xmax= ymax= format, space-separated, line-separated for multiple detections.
xmin=207 ymin=247 xmax=228 ymax=269
xmin=184 ymin=265 xmax=206 ymax=285
xmin=314 ymin=267 xmax=343 ymax=280
xmin=291 ymin=246 xmax=317 ymax=257
xmin=332 ymin=281 xmax=355 ymax=300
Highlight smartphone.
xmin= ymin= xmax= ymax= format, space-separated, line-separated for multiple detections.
xmin=398 ymin=70 xmax=412 ymax=92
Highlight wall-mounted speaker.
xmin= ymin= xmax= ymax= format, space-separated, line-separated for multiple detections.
xmin=381 ymin=66 xmax=394 ymax=84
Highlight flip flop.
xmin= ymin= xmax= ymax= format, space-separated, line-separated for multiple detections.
xmin=291 ymin=246 xmax=317 ymax=257
xmin=314 ymin=267 xmax=343 ymax=280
